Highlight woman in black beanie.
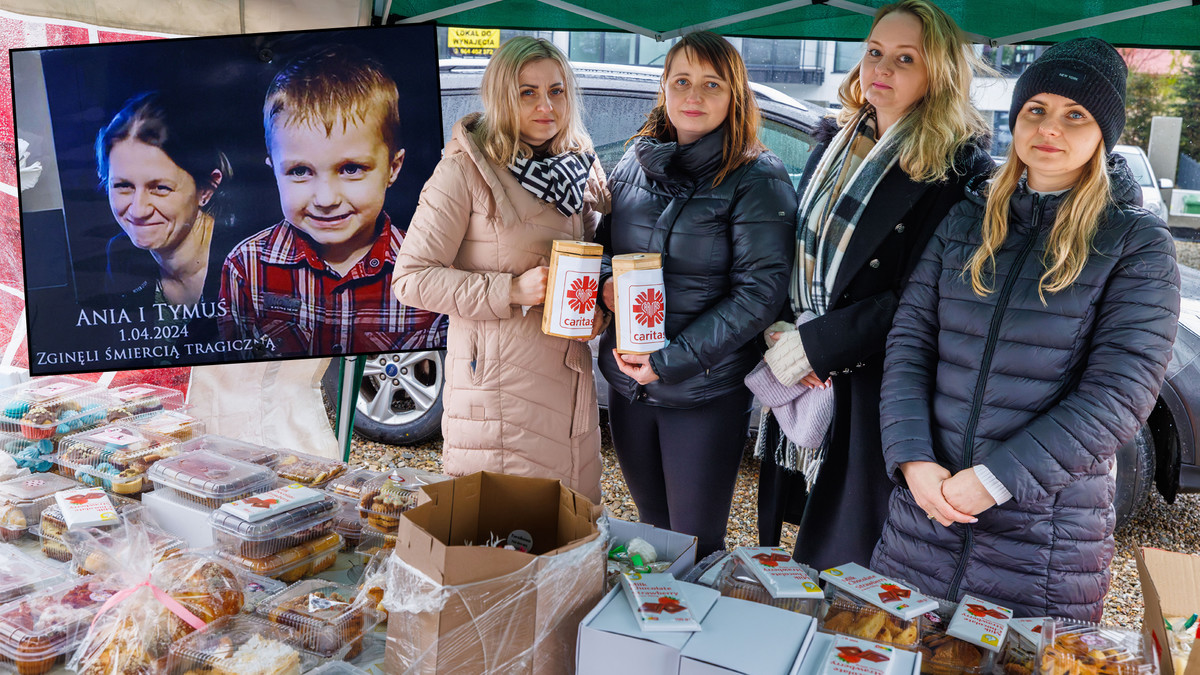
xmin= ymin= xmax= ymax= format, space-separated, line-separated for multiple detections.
xmin=870 ymin=37 xmax=1180 ymax=620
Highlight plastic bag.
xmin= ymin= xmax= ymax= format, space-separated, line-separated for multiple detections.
xmin=65 ymin=518 xmax=244 ymax=674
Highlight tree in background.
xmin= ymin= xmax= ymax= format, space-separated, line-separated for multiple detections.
xmin=1175 ymin=51 xmax=1200 ymax=159
xmin=1120 ymin=48 xmax=1183 ymax=151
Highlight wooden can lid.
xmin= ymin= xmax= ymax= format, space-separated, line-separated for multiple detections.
xmin=612 ymin=252 xmax=662 ymax=270
xmin=551 ymin=240 xmax=604 ymax=256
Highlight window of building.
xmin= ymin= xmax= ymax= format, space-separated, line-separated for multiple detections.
xmin=833 ymin=41 xmax=862 ymax=73
xmin=981 ymin=44 xmax=1045 ymax=77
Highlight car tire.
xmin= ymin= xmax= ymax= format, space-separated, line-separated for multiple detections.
xmin=322 ymin=351 xmax=445 ymax=445
xmin=1113 ymin=425 xmax=1155 ymax=530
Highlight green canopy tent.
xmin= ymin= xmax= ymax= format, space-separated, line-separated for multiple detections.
xmin=386 ymin=0 xmax=1200 ymax=48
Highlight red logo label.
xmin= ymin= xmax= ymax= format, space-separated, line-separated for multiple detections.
xmin=878 ymin=583 xmax=911 ymax=604
xmin=966 ymin=604 xmax=1009 ymax=620
xmin=752 ymin=552 xmax=792 ymax=567
xmin=566 ymin=275 xmax=598 ymax=314
xmin=632 ymin=288 xmax=664 ymax=327
xmin=836 ymin=647 xmax=890 ymax=664
xmin=64 ymin=491 xmax=106 ymax=505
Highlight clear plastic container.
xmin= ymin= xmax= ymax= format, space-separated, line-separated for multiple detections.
xmin=915 ymin=597 xmax=994 ymax=675
xmin=52 ymin=515 xmax=186 ymax=577
xmin=255 ymin=579 xmax=381 ymax=660
xmin=324 ymin=467 xmax=383 ymax=500
xmin=1040 ymin=619 xmax=1158 ymax=675
xmin=357 ymin=467 xmax=448 ymax=532
xmin=354 ymin=525 xmax=396 ymax=564
xmin=121 ymin=409 xmax=205 ymax=443
xmin=0 ymin=545 xmax=70 ymax=605
xmin=820 ymin=589 xmax=923 ymax=650
xmin=0 ymin=376 xmax=112 ymax=442
xmin=148 ymin=450 xmax=276 ymax=508
xmin=717 ymin=557 xmax=821 ymax=616
xmin=210 ymin=496 xmax=339 ymax=558
xmin=998 ymin=618 xmax=1050 ymax=675
xmin=38 ymin=493 xmax=139 ymax=561
xmin=165 ymin=614 xmax=309 ymax=675
xmin=0 ymin=431 xmax=54 ymax=475
xmin=0 ymin=473 xmax=80 ymax=542
xmin=106 ymin=384 xmax=185 ymax=416
xmin=305 ymin=662 xmax=369 ymax=675
xmin=330 ymin=495 xmax=363 ymax=551
xmin=217 ymin=532 xmax=342 ymax=582
xmin=52 ymin=424 xmax=181 ymax=495
xmin=0 ymin=578 xmax=118 ymax=675
xmin=271 ymin=449 xmax=347 ymax=487
xmin=179 ymin=434 xmax=280 ymax=468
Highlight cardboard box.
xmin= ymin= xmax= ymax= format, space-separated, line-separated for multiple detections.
xmin=794 ymin=632 xmax=922 ymax=675
xmin=576 ymin=582 xmax=721 ymax=675
xmin=606 ymin=517 xmax=698 ymax=578
xmin=678 ymin=596 xmax=818 ymax=675
xmin=1137 ymin=547 xmax=1200 ymax=675
xmin=384 ymin=471 xmax=604 ymax=675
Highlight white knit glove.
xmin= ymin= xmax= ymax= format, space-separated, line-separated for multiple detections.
xmin=764 ymin=327 xmax=811 ymax=387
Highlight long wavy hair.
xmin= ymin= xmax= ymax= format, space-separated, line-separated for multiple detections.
xmin=474 ymin=36 xmax=593 ymax=166
xmin=966 ymin=141 xmax=1111 ymax=301
xmin=837 ymin=0 xmax=992 ymax=183
xmin=632 ymin=31 xmax=766 ymax=187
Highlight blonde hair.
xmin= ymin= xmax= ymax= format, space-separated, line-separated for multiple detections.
xmin=474 ymin=36 xmax=593 ymax=166
xmin=633 ymin=31 xmax=765 ymax=187
xmin=837 ymin=0 xmax=992 ymax=183
xmin=966 ymin=144 xmax=1111 ymax=301
xmin=263 ymin=45 xmax=401 ymax=155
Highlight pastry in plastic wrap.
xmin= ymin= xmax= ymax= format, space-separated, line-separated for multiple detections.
xmin=0 ymin=579 xmax=119 ymax=675
xmin=271 ymin=451 xmax=346 ymax=487
xmin=216 ymin=532 xmax=341 ymax=583
xmin=66 ymin=520 xmax=245 ymax=675
xmin=1039 ymin=620 xmax=1157 ymax=675
xmin=820 ymin=590 xmax=920 ymax=648
xmin=256 ymin=580 xmax=376 ymax=660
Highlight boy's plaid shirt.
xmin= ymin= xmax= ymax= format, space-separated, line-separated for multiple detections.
xmin=219 ymin=216 xmax=447 ymax=356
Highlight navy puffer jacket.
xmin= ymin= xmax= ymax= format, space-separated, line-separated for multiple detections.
xmin=871 ymin=154 xmax=1180 ymax=620
xmin=597 ymin=129 xmax=797 ymax=408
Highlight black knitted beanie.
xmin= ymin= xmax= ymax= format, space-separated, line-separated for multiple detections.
xmin=1008 ymin=37 xmax=1128 ymax=152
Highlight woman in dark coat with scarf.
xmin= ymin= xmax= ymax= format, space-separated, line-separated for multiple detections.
xmin=597 ymin=31 xmax=797 ymax=559
xmin=871 ymin=38 xmax=1180 ymax=620
xmin=753 ymin=0 xmax=993 ymax=570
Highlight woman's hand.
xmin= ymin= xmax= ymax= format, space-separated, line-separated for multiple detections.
xmin=941 ymin=468 xmax=997 ymax=516
xmin=510 ymin=266 xmax=549 ymax=306
xmin=601 ymin=278 xmax=615 ymax=313
xmin=612 ymin=349 xmax=659 ymax=384
xmin=800 ymin=372 xmax=829 ymax=389
xmin=585 ymin=175 xmax=611 ymax=215
xmin=899 ymin=461 xmax=977 ymax=527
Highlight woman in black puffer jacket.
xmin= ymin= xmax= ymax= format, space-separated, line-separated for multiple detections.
xmin=596 ymin=31 xmax=796 ymax=558
xmin=872 ymin=38 xmax=1180 ymax=620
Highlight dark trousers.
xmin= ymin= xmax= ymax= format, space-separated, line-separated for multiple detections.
xmin=607 ymin=387 xmax=753 ymax=558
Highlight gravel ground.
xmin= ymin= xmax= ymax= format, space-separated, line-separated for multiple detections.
xmin=348 ymin=240 xmax=1200 ymax=630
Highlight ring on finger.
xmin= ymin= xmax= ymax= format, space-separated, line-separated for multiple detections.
xmin=926 ymin=513 xmax=937 ymax=520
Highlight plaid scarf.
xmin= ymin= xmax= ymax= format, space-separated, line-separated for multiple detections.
xmin=794 ymin=109 xmax=902 ymax=316
xmin=509 ymin=151 xmax=594 ymax=216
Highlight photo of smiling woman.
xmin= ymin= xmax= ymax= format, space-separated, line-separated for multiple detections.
xmin=596 ymin=31 xmax=797 ymax=558
xmin=393 ymin=37 xmax=608 ymax=501
xmin=99 ymin=89 xmax=234 ymax=361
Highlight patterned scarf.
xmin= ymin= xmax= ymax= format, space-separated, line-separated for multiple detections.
xmin=794 ymin=108 xmax=903 ymax=316
xmin=509 ymin=151 xmax=594 ymax=216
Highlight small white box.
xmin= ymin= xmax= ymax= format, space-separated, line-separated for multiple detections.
xmin=142 ymin=489 xmax=213 ymax=548
xmin=795 ymin=632 xmax=922 ymax=675
xmin=606 ymin=517 xmax=699 ymax=578
xmin=577 ymin=582 xmax=720 ymax=675
xmin=678 ymin=597 xmax=818 ymax=675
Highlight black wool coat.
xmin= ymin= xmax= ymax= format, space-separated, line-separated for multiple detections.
xmin=871 ymin=154 xmax=1180 ymax=621
xmin=759 ymin=117 xmax=995 ymax=571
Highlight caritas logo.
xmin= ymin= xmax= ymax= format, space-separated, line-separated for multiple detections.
xmin=633 ymin=288 xmax=664 ymax=328
xmin=566 ymin=276 xmax=598 ymax=315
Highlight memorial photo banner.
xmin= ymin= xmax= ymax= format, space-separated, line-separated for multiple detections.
xmin=12 ymin=23 xmax=446 ymax=375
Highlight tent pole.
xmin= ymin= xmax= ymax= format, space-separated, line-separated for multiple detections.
xmin=397 ymin=0 xmax=504 ymax=24
xmin=991 ymin=0 xmax=1191 ymax=45
xmin=533 ymin=0 xmax=661 ymax=39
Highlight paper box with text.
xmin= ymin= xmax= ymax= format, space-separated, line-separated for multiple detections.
xmin=1137 ymin=546 xmax=1200 ymax=675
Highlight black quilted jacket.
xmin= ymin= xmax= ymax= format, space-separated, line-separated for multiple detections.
xmin=871 ymin=154 xmax=1180 ymax=620
xmin=596 ymin=128 xmax=797 ymax=408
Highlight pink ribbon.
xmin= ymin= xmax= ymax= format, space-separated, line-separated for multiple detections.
xmin=90 ymin=577 xmax=207 ymax=633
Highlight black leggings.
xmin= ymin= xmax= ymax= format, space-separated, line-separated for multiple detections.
xmin=607 ymin=387 xmax=753 ymax=558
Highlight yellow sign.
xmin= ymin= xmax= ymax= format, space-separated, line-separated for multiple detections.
xmin=448 ymin=27 xmax=499 ymax=57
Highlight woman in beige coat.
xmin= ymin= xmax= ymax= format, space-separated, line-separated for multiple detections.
xmin=393 ymin=37 xmax=607 ymax=502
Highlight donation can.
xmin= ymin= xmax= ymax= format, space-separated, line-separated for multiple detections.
xmin=542 ymin=240 xmax=604 ymax=339
xmin=613 ymin=253 xmax=667 ymax=354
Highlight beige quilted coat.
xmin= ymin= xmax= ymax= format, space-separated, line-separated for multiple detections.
xmin=393 ymin=114 xmax=603 ymax=502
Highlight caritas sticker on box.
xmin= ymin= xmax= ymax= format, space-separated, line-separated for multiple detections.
xmin=613 ymin=253 xmax=666 ymax=354
xmin=820 ymin=562 xmax=939 ymax=620
xmin=946 ymin=595 xmax=1013 ymax=652
xmin=542 ymin=240 xmax=603 ymax=339
xmin=823 ymin=635 xmax=897 ymax=675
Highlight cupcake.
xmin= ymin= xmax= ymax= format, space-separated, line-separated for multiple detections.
xmin=19 ymin=407 xmax=55 ymax=440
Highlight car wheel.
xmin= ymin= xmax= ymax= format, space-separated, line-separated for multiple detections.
xmin=1112 ymin=425 xmax=1155 ymax=530
xmin=323 ymin=351 xmax=445 ymax=445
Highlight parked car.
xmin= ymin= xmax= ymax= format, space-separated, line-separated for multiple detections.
xmin=326 ymin=60 xmax=1200 ymax=529
xmin=1114 ymin=143 xmax=1172 ymax=222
